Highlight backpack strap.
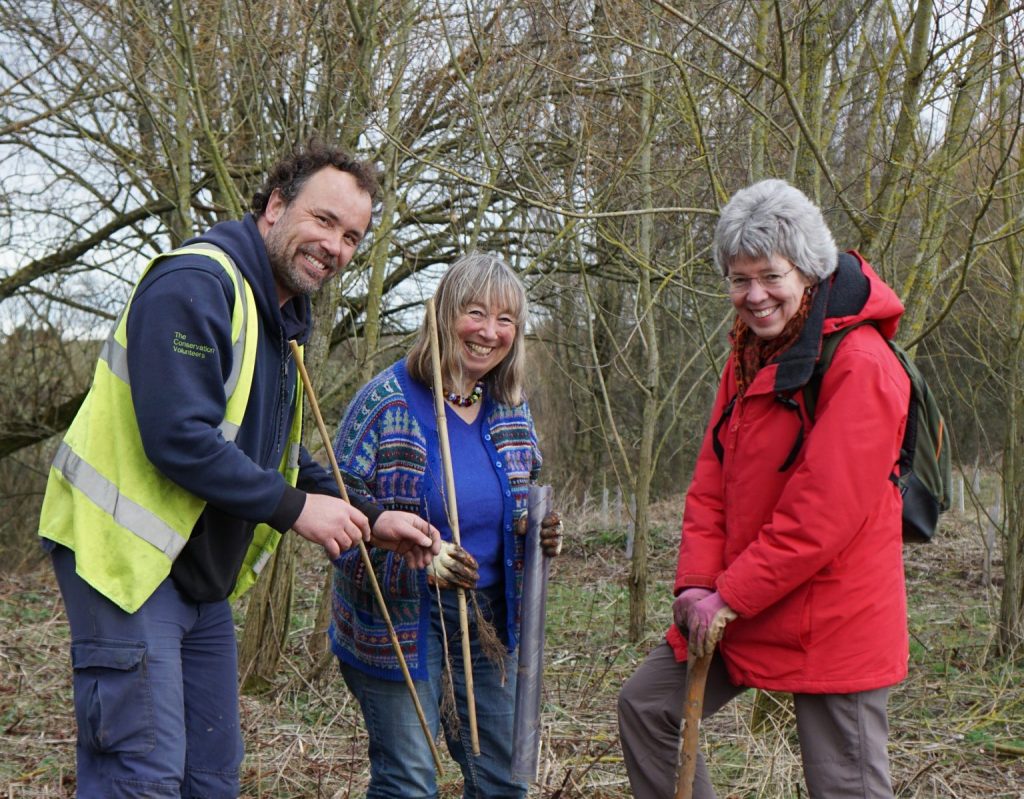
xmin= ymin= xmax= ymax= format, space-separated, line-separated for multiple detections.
xmin=714 ymin=319 xmax=879 ymax=471
xmin=711 ymin=395 xmax=737 ymax=463
xmin=711 ymin=392 xmax=806 ymax=472
xmin=899 ymin=391 xmax=920 ymax=485
xmin=802 ymin=321 xmax=873 ymax=423
xmin=776 ymin=394 xmax=806 ymax=472
xmin=803 ymin=320 xmax=904 ymax=485
xmin=884 ymin=343 xmax=922 ymax=487
xmin=776 ymin=320 xmax=869 ymax=474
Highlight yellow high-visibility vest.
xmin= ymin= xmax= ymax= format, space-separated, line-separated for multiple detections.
xmin=38 ymin=244 xmax=302 ymax=613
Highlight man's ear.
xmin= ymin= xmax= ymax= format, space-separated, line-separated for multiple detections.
xmin=263 ymin=188 xmax=287 ymax=225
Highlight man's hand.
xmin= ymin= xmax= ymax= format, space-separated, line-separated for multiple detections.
xmin=370 ymin=510 xmax=442 ymax=569
xmin=425 ymin=542 xmax=479 ymax=589
xmin=686 ymin=591 xmax=738 ymax=658
xmin=514 ymin=511 xmax=565 ymax=557
xmin=292 ymin=493 xmax=370 ymax=559
xmin=672 ymin=587 xmax=712 ymax=633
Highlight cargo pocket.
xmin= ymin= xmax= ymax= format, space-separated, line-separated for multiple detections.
xmin=71 ymin=639 xmax=154 ymax=755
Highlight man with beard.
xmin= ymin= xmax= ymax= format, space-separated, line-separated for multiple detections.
xmin=38 ymin=141 xmax=441 ymax=799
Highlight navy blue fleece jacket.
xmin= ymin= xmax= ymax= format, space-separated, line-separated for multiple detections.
xmin=126 ymin=214 xmax=379 ymax=601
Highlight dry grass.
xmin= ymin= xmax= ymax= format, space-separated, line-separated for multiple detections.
xmin=2 ymin=498 xmax=1023 ymax=797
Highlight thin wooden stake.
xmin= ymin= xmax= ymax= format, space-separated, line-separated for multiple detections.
xmin=288 ymin=340 xmax=443 ymax=774
xmin=675 ymin=651 xmax=712 ymax=799
xmin=425 ymin=298 xmax=480 ymax=756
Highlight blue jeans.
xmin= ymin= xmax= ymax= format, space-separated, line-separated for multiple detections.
xmin=51 ymin=544 xmax=243 ymax=798
xmin=341 ymin=585 xmax=525 ymax=799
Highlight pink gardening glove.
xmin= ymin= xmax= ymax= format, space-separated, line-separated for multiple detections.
xmin=672 ymin=587 xmax=712 ymax=633
xmin=686 ymin=591 xmax=738 ymax=658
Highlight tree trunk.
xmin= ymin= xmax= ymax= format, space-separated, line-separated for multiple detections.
xmin=900 ymin=0 xmax=1005 ymax=340
xmin=996 ymin=25 xmax=1024 ymax=654
xmin=238 ymin=532 xmax=297 ymax=693
xmin=792 ymin=2 xmax=827 ymax=200
xmin=628 ymin=35 xmax=659 ymax=643
xmin=859 ymin=0 xmax=932 ymax=257
xmin=749 ymin=0 xmax=771 ymax=183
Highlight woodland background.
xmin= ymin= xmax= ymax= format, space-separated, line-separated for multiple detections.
xmin=1 ymin=1 xmax=1024 ymax=795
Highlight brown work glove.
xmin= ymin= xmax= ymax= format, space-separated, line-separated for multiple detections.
xmin=425 ymin=541 xmax=479 ymax=590
xmin=514 ymin=511 xmax=564 ymax=557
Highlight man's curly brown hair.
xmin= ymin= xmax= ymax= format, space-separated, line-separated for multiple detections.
xmin=251 ymin=140 xmax=380 ymax=216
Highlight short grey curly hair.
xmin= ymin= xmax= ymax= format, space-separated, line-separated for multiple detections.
xmin=713 ymin=179 xmax=838 ymax=282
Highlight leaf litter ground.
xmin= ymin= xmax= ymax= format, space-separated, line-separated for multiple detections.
xmin=1 ymin=498 xmax=1022 ymax=797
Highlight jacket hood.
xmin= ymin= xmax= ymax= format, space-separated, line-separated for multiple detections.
xmin=190 ymin=214 xmax=313 ymax=345
xmin=771 ymin=250 xmax=904 ymax=395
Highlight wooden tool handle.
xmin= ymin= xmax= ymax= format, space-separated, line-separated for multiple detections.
xmin=424 ymin=300 xmax=480 ymax=755
xmin=289 ymin=340 xmax=443 ymax=774
xmin=675 ymin=651 xmax=712 ymax=799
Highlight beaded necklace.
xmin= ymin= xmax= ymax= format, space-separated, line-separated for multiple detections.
xmin=445 ymin=381 xmax=484 ymax=407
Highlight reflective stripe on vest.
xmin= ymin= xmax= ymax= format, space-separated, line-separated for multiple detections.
xmin=95 ymin=244 xmax=250 ymax=442
xmin=38 ymin=243 xmax=302 ymax=613
xmin=51 ymin=441 xmax=187 ymax=560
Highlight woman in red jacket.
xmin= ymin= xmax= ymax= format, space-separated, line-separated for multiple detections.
xmin=618 ymin=179 xmax=910 ymax=799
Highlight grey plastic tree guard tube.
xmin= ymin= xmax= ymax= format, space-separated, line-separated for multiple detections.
xmin=510 ymin=483 xmax=553 ymax=782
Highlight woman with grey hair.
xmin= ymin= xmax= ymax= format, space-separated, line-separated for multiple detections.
xmin=329 ymin=253 xmax=562 ymax=798
xmin=618 ymin=179 xmax=910 ymax=798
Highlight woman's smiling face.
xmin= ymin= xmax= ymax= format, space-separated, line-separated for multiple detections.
xmin=452 ymin=301 xmax=517 ymax=388
xmin=727 ymin=253 xmax=813 ymax=339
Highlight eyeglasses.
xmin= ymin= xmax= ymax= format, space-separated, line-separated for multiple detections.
xmin=724 ymin=265 xmax=797 ymax=295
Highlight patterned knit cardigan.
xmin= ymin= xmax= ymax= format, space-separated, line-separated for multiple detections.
xmin=329 ymin=360 xmax=542 ymax=681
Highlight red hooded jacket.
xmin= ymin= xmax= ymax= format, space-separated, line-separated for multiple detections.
xmin=666 ymin=251 xmax=910 ymax=693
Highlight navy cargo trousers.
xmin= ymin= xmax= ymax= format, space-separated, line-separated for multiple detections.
xmin=51 ymin=544 xmax=243 ymax=799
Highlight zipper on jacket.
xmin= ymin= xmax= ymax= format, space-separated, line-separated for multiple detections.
xmin=275 ymin=331 xmax=291 ymax=464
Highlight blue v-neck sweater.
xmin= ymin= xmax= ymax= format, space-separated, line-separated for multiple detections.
xmin=328 ymin=360 xmax=542 ymax=681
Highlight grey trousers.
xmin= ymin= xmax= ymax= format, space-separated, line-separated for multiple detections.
xmin=617 ymin=642 xmax=895 ymax=799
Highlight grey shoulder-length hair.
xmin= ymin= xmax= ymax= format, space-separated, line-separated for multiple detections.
xmin=713 ymin=178 xmax=838 ymax=282
xmin=406 ymin=253 xmax=528 ymax=406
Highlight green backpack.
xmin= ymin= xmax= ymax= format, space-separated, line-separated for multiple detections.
xmin=805 ymin=322 xmax=953 ymax=543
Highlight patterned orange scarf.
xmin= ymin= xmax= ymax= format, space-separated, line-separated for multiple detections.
xmin=732 ymin=289 xmax=814 ymax=398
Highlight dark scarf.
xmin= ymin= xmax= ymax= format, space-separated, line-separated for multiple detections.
xmin=732 ymin=288 xmax=814 ymax=398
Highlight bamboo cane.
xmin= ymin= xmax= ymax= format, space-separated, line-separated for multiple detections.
xmin=425 ymin=298 xmax=480 ymax=756
xmin=675 ymin=650 xmax=712 ymax=799
xmin=288 ymin=340 xmax=443 ymax=774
